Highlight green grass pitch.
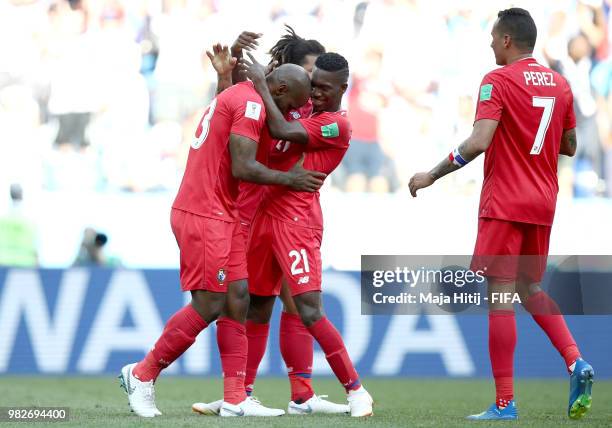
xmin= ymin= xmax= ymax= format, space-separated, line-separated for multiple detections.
xmin=1 ymin=377 xmax=611 ymax=427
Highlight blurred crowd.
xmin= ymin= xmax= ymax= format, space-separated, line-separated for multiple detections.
xmin=1 ymin=0 xmax=611 ymax=198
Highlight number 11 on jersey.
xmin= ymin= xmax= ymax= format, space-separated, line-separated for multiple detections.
xmin=530 ymin=96 xmax=555 ymax=155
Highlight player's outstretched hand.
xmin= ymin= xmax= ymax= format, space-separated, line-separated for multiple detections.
xmin=286 ymin=154 xmax=327 ymax=192
xmin=409 ymin=172 xmax=435 ymax=197
xmin=206 ymin=43 xmax=237 ymax=75
xmin=238 ymin=52 xmax=268 ymax=83
xmin=231 ymin=31 xmax=263 ymax=57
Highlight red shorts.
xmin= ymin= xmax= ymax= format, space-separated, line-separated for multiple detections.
xmin=171 ymin=208 xmax=247 ymax=292
xmin=226 ymin=220 xmax=249 ymax=283
xmin=470 ymin=217 xmax=551 ymax=283
xmin=247 ymin=212 xmax=322 ymax=296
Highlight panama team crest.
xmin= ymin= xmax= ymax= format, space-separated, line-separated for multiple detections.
xmin=217 ymin=269 xmax=226 ymax=283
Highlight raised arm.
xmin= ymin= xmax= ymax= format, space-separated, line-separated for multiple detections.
xmin=409 ymin=119 xmax=498 ymax=197
xmin=239 ymin=53 xmax=310 ymax=144
xmin=230 ymin=31 xmax=262 ymax=86
xmin=559 ymin=128 xmax=577 ymax=157
xmin=207 ymin=32 xmax=262 ymax=95
xmin=206 ymin=43 xmax=235 ymax=95
xmin=229 ymin=134 xmax=326 ymax=192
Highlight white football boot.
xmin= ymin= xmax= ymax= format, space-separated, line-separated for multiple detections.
xmin=347 ymin=386 xmax=373 ymax=417
xmin=288 ymin=394 xmax=350 ymax=415
xmin=219 ymin=396 xmax=285 ymax=417
xmin=119 ymin=363 xmax=162 ymax=417
xmin=192 ymin=399 xmax=223 ymax=416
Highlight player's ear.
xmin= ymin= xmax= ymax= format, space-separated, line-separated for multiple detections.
xmin=340 ymin=82 xmax=348 ymax=95
xmin=275 ymin=83 xmax=289 ymax=96
xmin=503 ymin=34 xmax=511 ymax=49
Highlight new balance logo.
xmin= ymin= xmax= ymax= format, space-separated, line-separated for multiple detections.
xmin=298 ymin=276 xmax=310 ymax=284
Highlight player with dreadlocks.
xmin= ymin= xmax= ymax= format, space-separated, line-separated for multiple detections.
xmin=211 ymin=25 xmax=325 ymax=95
xmin=268 ymin=25 xmax=326 ymax=75
xmin=193 ymin=27 xmax=353 ymax=416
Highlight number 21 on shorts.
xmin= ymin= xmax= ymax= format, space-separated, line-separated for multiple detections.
xmin=530 ymin=96 xmax=555 ymax=155
xmin=289 ymin=249 xmax=310 ymax=275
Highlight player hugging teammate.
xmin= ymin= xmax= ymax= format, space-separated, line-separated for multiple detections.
xmin=119 ymin=26 xmax=373 ymax=418
xmin=118 ymin=7 xmax=594 ymax=423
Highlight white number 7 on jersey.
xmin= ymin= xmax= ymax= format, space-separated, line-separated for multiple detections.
xmin=530 ymin=96 xmax=555 ymax=155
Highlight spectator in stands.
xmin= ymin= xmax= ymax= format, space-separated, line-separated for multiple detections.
xmin=553 ymin=34 xmax=605 ymax=197
xmin=150 ymin=0 xmax=213 ymax=124
xmin=344 ymin=47 xmax=392 ymax=192
xmin=46 ymin=0 xmax=97 ymax=150
xmin=1 ymin=0 xmax=609 ymax=198
xmin=0 ymin=184 xmax=38 ymax=267
xmin=591 ymin=52 xmax=612 ymax=196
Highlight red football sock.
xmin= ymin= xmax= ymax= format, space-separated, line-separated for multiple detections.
xmin=489 ymin=310 xmax=516 ymax=408
xmin=307 ymin=316 xmax=360 ymax=392
xmin=133 ymin=304 xmax=207 ymax=382
xmin=525 ymin=291 xmax=581 ymax=370
xmin=244 ymin=320 xmax=269 ymax=395
xmin=280 ymin=312 xmax=314 ymax=403
xmin=217 ymin=317 xmax=248 ymax=405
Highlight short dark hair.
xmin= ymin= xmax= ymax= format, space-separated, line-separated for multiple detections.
xmin=496 ymin=8 xmax=537 ymax=51
xmin=269 ymin=25 xmax=326 ymax=66
xmin=314 ymin=52 xmax=349 ymax=83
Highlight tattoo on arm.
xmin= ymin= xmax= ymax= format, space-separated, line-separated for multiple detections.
xmin=567 ymin=130 xmax=577 ymax=153
xmin=560 ymin=128 xmax=577 ymax=156
xmin=429 ymin=140 xmax=472 ymax=180
xmin=429 ymin=157 xmax=461 ymax=180
xmin=426 ymin=119 xmax=496 ymax=182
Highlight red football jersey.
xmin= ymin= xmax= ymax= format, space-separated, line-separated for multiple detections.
xmin=263 ymin=110 xmax=351 ymax=229
xmin=173 ymin=81 xmax=266 ymax=222
xmin=475 ymin=57 xmax=576 ymax=226
xmin=236 ymin=100 xmax=314 ymax=224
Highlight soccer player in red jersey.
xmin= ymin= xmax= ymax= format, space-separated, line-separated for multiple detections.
xmin=118 ymin=61 xmax=327 ymax=417
xmin=409 ymin=8 xmax=593 ymax=421
xmin=238 ymin=51 xmax=374 ymax=417
xmin=193 ymin=29 xmax=349 ymax=416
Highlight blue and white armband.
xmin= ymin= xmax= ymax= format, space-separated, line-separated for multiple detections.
xmin=449 ymin=147 xmax=468 ymax=167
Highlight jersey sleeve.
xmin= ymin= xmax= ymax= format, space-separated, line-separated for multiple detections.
xmin=474 ymin=72 xmax=504 ymax=122
xmin=298 ymin=113 xmax=351 ymax=151
xmin=229 ymin=93 xmax=266 ymax=142
xmin=563 ymin=86 xmax=577 ymax=130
